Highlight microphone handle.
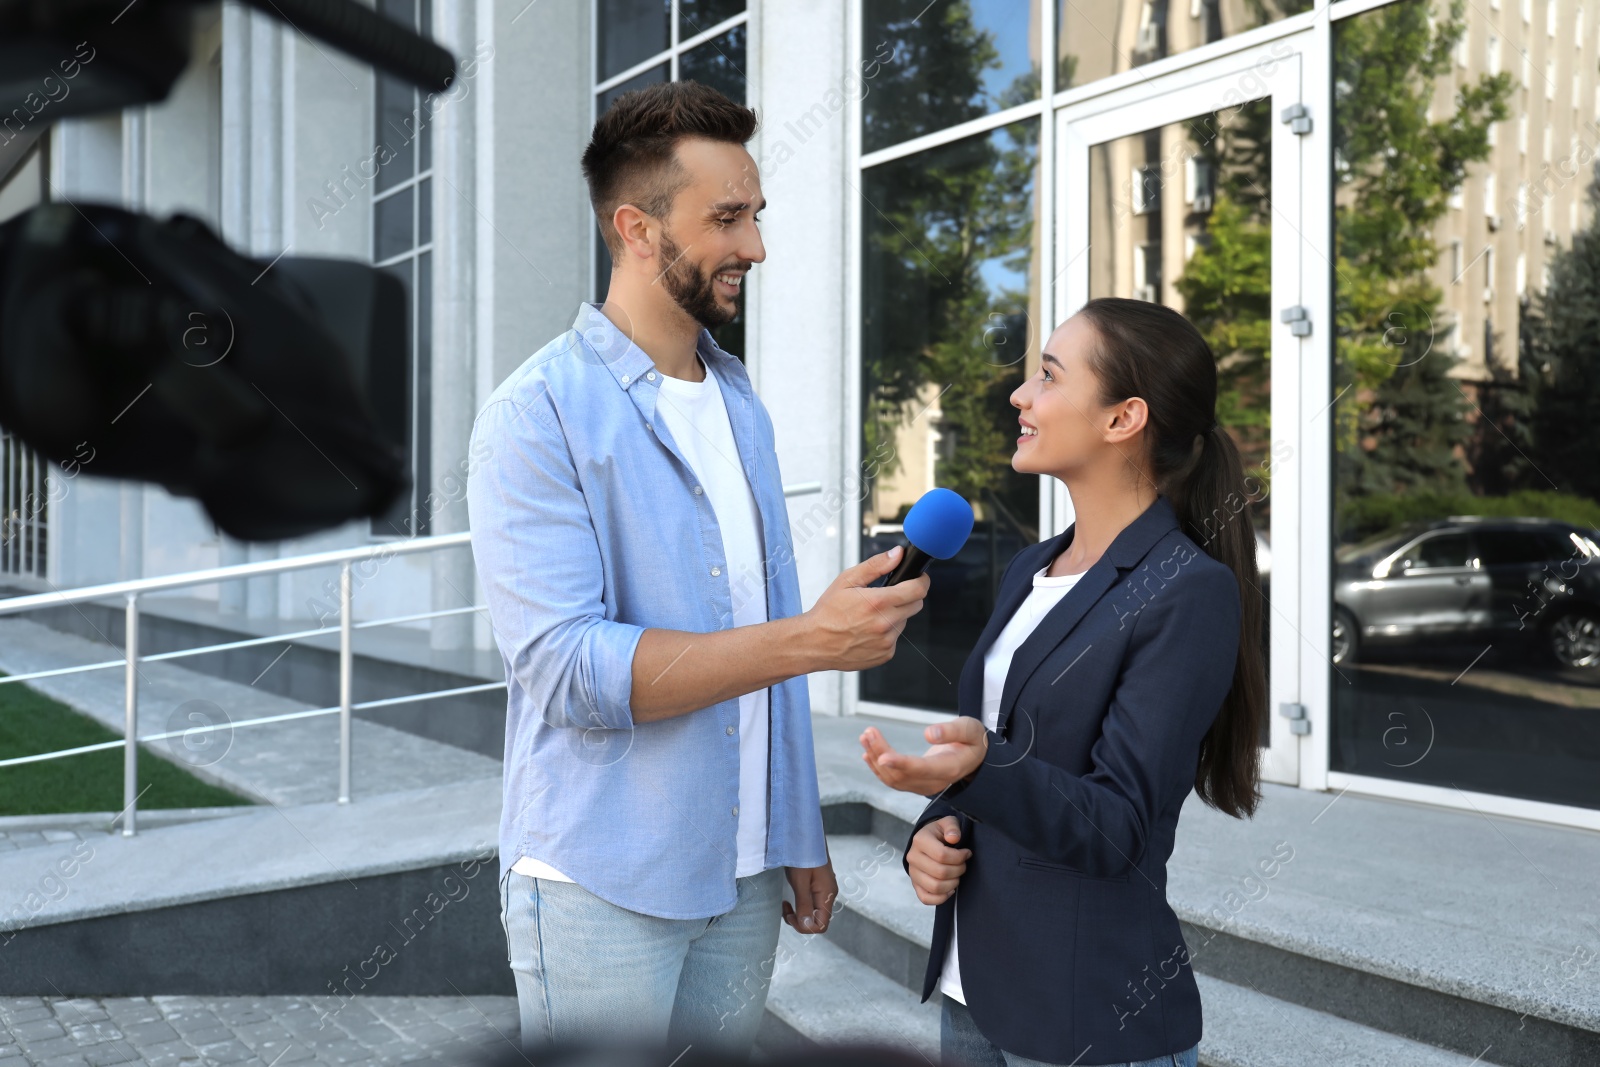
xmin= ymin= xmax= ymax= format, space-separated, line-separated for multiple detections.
xmin=882 ymin=543 xmax=935 ymax=586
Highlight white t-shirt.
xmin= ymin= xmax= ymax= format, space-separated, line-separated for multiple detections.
xmin=939 ymin=563 xmax=1085 ymax=1005
xmin=512 ymin=355 xmax=773 ymax=884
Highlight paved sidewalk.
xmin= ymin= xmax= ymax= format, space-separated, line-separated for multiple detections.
xmin=0 ymin=830 xmax=105 ymax=855
xmin=0 ymin=995 xmax=520 ymax=1067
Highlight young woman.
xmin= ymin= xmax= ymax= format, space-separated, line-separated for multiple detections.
xmin=860 ymin=298 xmax=1266 ymax=1067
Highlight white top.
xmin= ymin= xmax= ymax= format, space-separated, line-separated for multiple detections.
xmin=939 ymin=562 xmax=1086 ymax=1005
xmin=512 ymin=356 xmax=773 ymax=884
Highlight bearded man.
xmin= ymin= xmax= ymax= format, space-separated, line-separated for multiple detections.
xmin=466 ymin=80 xmax=930 ymax=1053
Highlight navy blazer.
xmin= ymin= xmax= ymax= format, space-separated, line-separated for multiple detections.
xmin=901 ymin=494 xmax=1242 ymax=1066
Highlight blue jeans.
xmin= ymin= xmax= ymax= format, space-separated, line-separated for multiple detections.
xmin=499 ymin=866 xmax=786 ymax=1054
xmin=942 ymin=994 xmax=1199 ymax=1067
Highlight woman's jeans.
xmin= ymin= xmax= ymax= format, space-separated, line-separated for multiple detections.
xmin=499 ymin=866 xmax=786 ymax=1054
xmin=942 ymin=994 xmax=1200 ymax=1067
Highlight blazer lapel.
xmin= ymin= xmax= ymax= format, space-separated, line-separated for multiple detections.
xmin=992 ymin=496 xmax=1183 ymax=735
xmin=956 ymin=532 xmax=1065 ymax=722
xmin=993 ymin=559 xmax=1119 ymax=735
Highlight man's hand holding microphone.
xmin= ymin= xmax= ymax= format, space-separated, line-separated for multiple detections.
xmin=626 ymin=488 xmax=976 ymax=932
xmin=797 ymin=544 xmax=930 ymax=671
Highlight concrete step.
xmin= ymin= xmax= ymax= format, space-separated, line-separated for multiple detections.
xmin=1194 ymin=973 xmax=1488 ymax=1067
xmin=0 ymin=776 xmax=510 ymax=997
xmin=1168 ymin=784 xmax=1600 ymax=1067
xmin=819 ymin=834 xmax=929 ymax=995
xmin=812 ymin=714 xmax=1600 ymax=1067
xmin=759 ymin=921 xmax=939 ymax=1060
xmin=813 ymin=827 xmax=1532 ymax=1066
xmin=0 ymin=615 xmax=503 ymax=806
xmin=761 ymin=892 xmax=1480 ymax=1067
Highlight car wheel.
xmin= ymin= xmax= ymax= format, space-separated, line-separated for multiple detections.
xmin=1548 ymin=608 xmax=1600 ymax=669
xmin=1332 ymin=607 xmax=1359 ymax=665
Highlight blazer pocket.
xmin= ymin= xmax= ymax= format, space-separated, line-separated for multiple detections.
xmin=1017 ymin=856 xmax=1131 ymax=883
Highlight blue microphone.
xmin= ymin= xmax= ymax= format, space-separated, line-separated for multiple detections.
xmin=882 ymin=488 xmax=975 ymax=586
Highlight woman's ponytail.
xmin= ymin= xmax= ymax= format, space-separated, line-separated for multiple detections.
xmin=1078 ymin=299 xmax=1266 ymax=819
xmin=1176 ymin=423 xmax=1266 ymax=819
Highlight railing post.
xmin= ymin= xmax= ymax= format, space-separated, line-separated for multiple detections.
xmin=338 ymin=560 xmax=352 ymax=804
xmin=123 ymin=592 xmax=139 ymax=837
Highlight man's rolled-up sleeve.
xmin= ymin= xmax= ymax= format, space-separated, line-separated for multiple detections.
xmin=467 ymin=392 xmax=644 ymax=731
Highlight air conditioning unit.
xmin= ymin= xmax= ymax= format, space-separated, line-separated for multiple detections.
xmin=1487 ymin=213 xmax=1502 ymax=230
xmin=1483 ymin=285 xmax=1495 ymax=304
xmin=1135 ymin=284 xmax=1158 ymax=302
xmin=1135 ymin=23 xmax=1161 ymax=54
xmin=1132 ymin=164 xmax=1162 ymax=215
xmin=1544 ymin=229 xmax=1558 ymax=245
xmin=1192 ymin=193 xmax=1214 ymax=213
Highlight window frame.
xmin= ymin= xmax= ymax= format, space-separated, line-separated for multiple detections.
xmin=588 ymin=0 xmax=758 ymax=374
xmin=369 ymin=0 xmax=435 ymax=540
xmin=843 ymin=0 xmax=1600 ymax=831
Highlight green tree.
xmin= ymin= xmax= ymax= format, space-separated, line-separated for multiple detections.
xmin=862 ymin=0 xmax=1000 ymax=153
xmin=1331 ymin=0 xmax=1511 ymax=500
xmin=1467 ymin=309 xmax=1539 ymax=496
xmin=1521 ymin=183 xmax=1600 ymax=500
xmin=861 ymin=1 xmax=1038 ymax=531
xmin=1175 ymin=192 xmax=1271 ymax=433
xmin=1173 ymin=101 xmax=1273 ymax=486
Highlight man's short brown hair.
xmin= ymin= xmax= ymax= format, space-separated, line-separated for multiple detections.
xmin=581 ymin=81 xmax=759 ymax=260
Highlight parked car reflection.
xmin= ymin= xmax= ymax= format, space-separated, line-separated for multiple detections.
xmin=1332 ymin=517 xmax=1600 ymax=669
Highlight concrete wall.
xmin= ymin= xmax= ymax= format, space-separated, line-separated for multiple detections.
xmin=751 ymin=0 xmax=851 ymax=715
xmin=47 ymin=112 xmax=126 ymax=591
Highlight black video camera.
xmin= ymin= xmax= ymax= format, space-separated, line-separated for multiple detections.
xmin=0 ymin=0 xmax=458 ymax=540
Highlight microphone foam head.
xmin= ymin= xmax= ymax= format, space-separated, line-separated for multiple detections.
xmin=903 ymin=488 xmax=975 ymax=560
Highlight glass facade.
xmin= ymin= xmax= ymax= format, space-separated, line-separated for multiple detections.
xmin=722 ymin=0 xmax=1600 ymax=818
xmin=862 ymin=0 xmax=1042 ymax=153
xmin=0 ymin=139 xmax=49 ymax=579
xmin=1088 ymin=100 xmax=1275 ymax=745
xmin=371 ymin=0 xmax=434 ymax=538
xmin=592 ymin=0 xmax=750 ymax=360
xmin=1330 ymin=0 xmax=1600 ymax=809
xmin=598 ymin=0 xmax=670 ymax=81
xmin=858 ymin=4 xmax=1044 ymax=713
xmin=1057 ymin=0 xmax=1309 ymax=89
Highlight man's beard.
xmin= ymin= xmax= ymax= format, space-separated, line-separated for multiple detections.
xmin=658 ymin=228 xmax=741 ymax=330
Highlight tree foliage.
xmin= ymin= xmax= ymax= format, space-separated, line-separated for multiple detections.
xmin=1520 ymin=184 xmax=1600 ymax=500
xmin=860 ymin=1 xmax=1039 ymax=530
xmin=1331 ymin=0 xmax=1512 ymax=500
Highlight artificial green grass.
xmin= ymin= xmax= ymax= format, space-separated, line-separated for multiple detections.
xmin=0 ymin=672 xmax=253 ymax=816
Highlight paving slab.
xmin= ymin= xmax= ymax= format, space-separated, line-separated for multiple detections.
xmin=0 ymin=996 xmax=518 ymax=1067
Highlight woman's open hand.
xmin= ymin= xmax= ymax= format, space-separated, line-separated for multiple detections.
xmin=906 ymin=815 xmax=970 ymax=905
xmin=859 ymin=717 xmax=988 ymax=795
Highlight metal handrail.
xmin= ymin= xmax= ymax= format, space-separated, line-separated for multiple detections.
xmin=0 ymin=481 xmax=826 ymax=836
xmin=0 ymin=681 xmax=508 ymax=768
xmin=0 ymin=532 xmax=479 ymax=833
xmin=0 ymin=531 xmax=472 ymax=617
xmin=0 ymin=605 xmax=485 ymax=689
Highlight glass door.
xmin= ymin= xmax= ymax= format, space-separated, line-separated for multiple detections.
xmin=1055 ymin=36 xmax=1311 ymax=785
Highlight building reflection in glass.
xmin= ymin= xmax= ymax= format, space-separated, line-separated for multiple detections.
xmin=1331 ymin=0 xmax=1600 ymax=809
xmin=1056 ymin=0 xmax=1311 ymax=90
xmin=859 ymin=119 xmax=1041 ymax=712
xmin=1088 ymin=99 xmax=1275 ymax=744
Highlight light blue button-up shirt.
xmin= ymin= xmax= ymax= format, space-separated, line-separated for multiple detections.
xmin=467 ymin=303 xmax=828 ymax=919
